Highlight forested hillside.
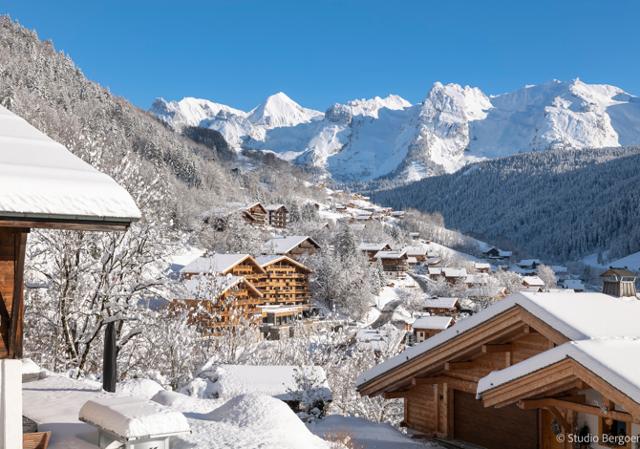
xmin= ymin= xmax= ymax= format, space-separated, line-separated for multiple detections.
xmin=371 ymin=146 xmax=640 ymax=261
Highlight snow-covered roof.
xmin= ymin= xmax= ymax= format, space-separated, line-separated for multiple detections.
xmin=477 ymin=339 xmax=640 ymax=404
xmin=518 ymin=259 xmax=541 ymax=267
xmin=255 ymin=254 xmax=311 ymax=272
xmin=79 ymin=396 xmax=190 ymax=439
xmin=181 ymin=254 xmax=262 ymax=275
xmin=202 ymin=364 xmax=332 ymax=402
xmin=465 ymin=274 xmax=489 ymax=285
xmin=474 ymin=262 xmax=491 ymax=270
xmin=561 ymin=279 xmax=585 ymax=290
xmin=442 ymin=267 xmax=467 ymax=278
xmin=357 ymin=292 xmax=640 ymax=387
xmin=0 ymin=105 xmax=140 ymax=224
xmin=374 ymin=250 xmax=407 ymax=260
xmin=551 ymin=265 xmax=569 ymax=274
xmin=424 ymin=297 xmax=459 ymax=309
xmin=358 ymin=242 xmax=390 ymax=252
xmin=522 ymin=275 xmax=545 ymax=287
xmin=265 ymin=204 xmax=287 ymax=211
xmin=174 ymin=274 xmax=262 ymax=300
xmin=262 ymin=235 xmax=320 ymax=254
xmin=427 ymin=267 xmax=442 ymax=275
xmin=413 ymin=316 xmax=453 ymax=330
xmin=404 ymin=245 xmax=428 ymax=256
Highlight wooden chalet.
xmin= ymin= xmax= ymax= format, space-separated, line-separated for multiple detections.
xmin=358 ymin=292 xmax=640 ymax=449
xmin=0 ymin=105 xmax=141 ymax=448
xmin=405 ymin=245 xmax=429 ymax=263
xmin=442 ymin=267 xmax=467 ymax=284
xmin=423 ymin=297 xmax=460 ymax=316
xmin=522 ymin=275 xmax=545 ymax=291
xmin=601 ymin=267 xmax=637 ymax=298
xmin=173 ymin=275 xmax=264 ymax=329
xmin=483 ymin=246 xmax=513 ymax=260
xmin=255 ymin=255 xmax=311 ymax=308
xmin=374 ymin=250 xmax=409 ymax=278
xmin=265 ymin=204 xmax=289 ymax=228
xmin=358 ymin=242 xmax=392 ymax=262
xmin=412 ymin=316 xmax=453 ymax=343
xmin=243 ymin=202 xmax=268 ymax=225
xmin=474 ymin=262 xmax=491 ymax=273
xmin=178 ymin=254 xmax=267 ymax=327
xmin=262 ymin=235 xmax=320 ymax=259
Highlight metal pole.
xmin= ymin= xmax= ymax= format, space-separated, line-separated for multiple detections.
xmin=102 ymin=320 xmax=117 ymax=393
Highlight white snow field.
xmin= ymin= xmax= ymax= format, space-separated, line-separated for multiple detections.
xmin=152 ymin=79 xmax=640 ymax=182
xmin=23 ymin=374 xmax=433 ymax=449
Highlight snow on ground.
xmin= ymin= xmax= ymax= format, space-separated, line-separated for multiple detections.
xmin=427 ymin=241 xmax=479 ymax=263
xmin=606 ymin=250 xmax=640 ymax=272
xmin=309 ymin=415 xmax=443 ymax=449
xmin=24 ymin=375 xmax=364 ymax=449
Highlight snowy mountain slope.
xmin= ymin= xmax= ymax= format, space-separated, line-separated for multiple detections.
xmin=151 ymin=79 xmax=640 ymax=183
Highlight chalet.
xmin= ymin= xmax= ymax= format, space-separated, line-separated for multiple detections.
xmin=423 ymin=297 xmax=459 ymax=316
xmin=334 ymin=203 xmax=347 ymax=212
xmin=427 ymin=266 xmax=443 ymax=280
xmin=405 ymin=245 xmax=429 ymax=262
xmin=409 ymin=232 xmax=421 ymax=240
xmin=255 ymin=255 xmax=311 ymax=307
xmin=522 ymin=275 xmax=545 ymax=291
xmin=259 ymin=304 xmax=305 ymax=328
xmin=390 ymin=210 xmax=406 ymax=218
xmin=482 ymin=246 xmax=512 ymax=260
xmin=265 ymin=204 xmax=288 ymax=228
xmin=262 ymin=235 xmax=320 ymax=259
xmin=464 ymin=273 xmax=490 ymax=287
xmin=0 ymin=105 xmax=141 ymax=449
xmin=425 ymin=256 xmax=442 ymax=266
xmin=474 ymin=262 xmax=491 ymax=273
xmin=357 ymin=291 xmax=640 ymax=449
xmin=412 ymin=316 xmax=453 ymax=342
xmin=181 ymin=253 xmax=266 ymax=281
xmin=244 ymin=202 xmax=268 ymax=225
xmin=442 ymin=267 xmax=467 ymax=283
xmin=561 ymin=278 xmax=586 ymax=292
xmin=359 ymin=242 xmax=392 ymax=261
xmin=172 ymin=275 xmax=264 ymax=329
xmin=601 ymin=267 xmax=637 ymax=297
xmin=518 ymin=258 xmax=542 ymax=270
xmin=552 ymin=265 xmax=569 ymax=280
xmin=374 ymin=250 xmax=409 ymax=278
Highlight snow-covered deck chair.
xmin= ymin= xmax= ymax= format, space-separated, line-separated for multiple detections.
xmin=79 ymin=396 xmax=190 ymax=449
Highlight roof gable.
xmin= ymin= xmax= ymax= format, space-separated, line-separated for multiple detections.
xmin=181 ymin=254 xmax=265 ymax=275
xmin=255 ymin=254 xmax=311 ymax=272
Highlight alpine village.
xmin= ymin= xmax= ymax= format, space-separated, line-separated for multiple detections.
xmin=2 ymin=5 xmax=640 ymax=449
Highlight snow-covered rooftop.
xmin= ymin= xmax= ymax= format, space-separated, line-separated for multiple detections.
xmin=255 ymin=254 xmax=311 ymax=272
xmin=404 ymin=245 xmax=428 ymax=256
xmin=412 ymin=316 xmax=453 ymax=330
xmin=477 ymin=339 xmax=640 ymax=404
xmin=358 ymin=242 xmax=390 ymax=252
xmin=374 ymin=250 xmax=407 ymax=259
xmin=522 ymin=275 xmax=545 ymax=287
xmin=442 ymin=267 xmax=467 ymax=278
xmin=262 ymin=236 xmax=319 ymax=254
xmin=181 ymin=254 xmax=259 ymax=275
xmin=357 ymin=292 xmax=640 ymax=387
xmin=0 ymin=105 xmax=140 ymax=223
xmin=424 ymin=297 xmax=459 ymax=309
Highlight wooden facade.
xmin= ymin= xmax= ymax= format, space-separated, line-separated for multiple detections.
xmin=266 ymin=205 xmax=289 ymax=228
xmin=255 ymin=255 xmax=311 ymax=307
xmin=0 ymin=228 xmax=28 ymax=359
xmin=374 ymin=251 xmax=409 ymax=277
xmin=359 ymin=296 xmax=640 ymax=449
xmin=244 ymin=203 xmax=268 ymax=225
xmin=173 ymin=278 xmax=264 ymax=329
xmin=601 ymin=268 xmax=637 ymax=297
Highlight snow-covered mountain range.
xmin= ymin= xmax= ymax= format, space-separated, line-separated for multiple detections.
xmin=150 ymin=79 xmax=640 ymax=182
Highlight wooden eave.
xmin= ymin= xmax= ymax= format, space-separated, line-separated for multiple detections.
xmin=221 ymin=255 xmax=267 ymax=275
xmin=259 ymin=255 xmax=312 ymax=273
xmin=480 ymin=357 xmax=640 ymax=422
xmin=0 ymin=215 xmax=135 ymax=232
xmin=357 ymin=305 xmax=570 ymax=397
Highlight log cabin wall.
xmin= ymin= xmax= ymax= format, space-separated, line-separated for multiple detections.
xmin=255 ymin=260 xmax=310 ymax=306
xmin=0 ymin=228 xmax=28 ymax=359
xmin=401 ymin=329 xmax=555 ymax=440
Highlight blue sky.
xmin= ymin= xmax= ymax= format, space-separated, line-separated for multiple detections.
xmin=3 ymin=0 xmax=638 ymax=110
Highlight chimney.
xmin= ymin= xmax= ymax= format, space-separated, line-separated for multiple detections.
xmin=601 ymin=267 xmax=637 ymax=298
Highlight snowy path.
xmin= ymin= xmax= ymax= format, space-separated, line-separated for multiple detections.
xmin=309 ymin=415 xmax=444 ymax=449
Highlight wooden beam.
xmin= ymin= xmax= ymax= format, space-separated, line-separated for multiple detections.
xmin=8 ymin=232 xmax=27 ymax=358
xmin=0 ymin=219 xmax=130 ymax=232
xmin=482 ymin=343 xmax=512 ymax=353
xmin=383 ymin=390 xmax=409 ymax=399
xmin=445 ymin=361 xmax=475 ymax=371
xmin=519 ymin=398 xmax=633 ymax=423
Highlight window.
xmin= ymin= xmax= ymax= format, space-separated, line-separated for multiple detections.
xmin=599 ymin=416 xmax=631 ymax=448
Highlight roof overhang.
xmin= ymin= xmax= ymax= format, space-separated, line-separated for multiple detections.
xmin=0 ymin=213 xmax=136 ymax=232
